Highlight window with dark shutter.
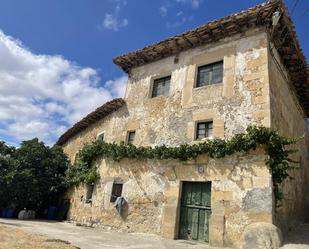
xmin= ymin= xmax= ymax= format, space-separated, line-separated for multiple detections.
xmin=196 ymin=61 xmax=223 ymax=87
xmin=152 ymin=76 xmax=171 ymax=97
xmin=196 ymin=121 xmax=213 ymax=140
xmin=127 ymin=131 xmax=135 ymax=145
xmin=110 ymin=183 xmax=123 ymax=202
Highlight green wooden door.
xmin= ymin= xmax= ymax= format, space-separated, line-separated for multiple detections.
xmin=178 ymin=182 xmax=211 ymax=242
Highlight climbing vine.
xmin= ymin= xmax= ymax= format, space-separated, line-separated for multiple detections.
xmin=65 ymin=125 xmax=300 ymax=206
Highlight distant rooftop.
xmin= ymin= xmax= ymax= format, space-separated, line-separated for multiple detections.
xmin=56 ymin=98 xmax=125 ymax=146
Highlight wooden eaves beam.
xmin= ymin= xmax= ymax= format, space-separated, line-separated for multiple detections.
xmin=182 ymin=34 xmax=194 ymax=47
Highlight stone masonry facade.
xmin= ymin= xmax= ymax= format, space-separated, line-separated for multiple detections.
xmin=59 ymin=2 xmax=309 ymax=248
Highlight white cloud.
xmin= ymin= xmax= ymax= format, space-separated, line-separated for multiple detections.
xmin=0 ymin=30 xmax=127 ymax=145
xmin=176 ymin=11 xmax=183 ymax=17
xmin=105 ymin=76 xmax=127 ymax=98
xmin=159 ymin=5 xmax=168 ymax=17
xmin=100 ymin=0 xmax=128 ymax=31
xmin=166 ymin=16 xmax=191 ymax=28
xmin=159 ymin=0 xmax=198 ymax=28
xmin=102 ymin=14 xmax=128 ymax=31
xmin=174 ymin=0 xmax=202 ymax=9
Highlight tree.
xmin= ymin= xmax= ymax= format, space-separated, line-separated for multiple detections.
xmin=0 ymin=142 xmax=16 ymax=210
xmin=0 ymin=139 xmax=69 ymax=214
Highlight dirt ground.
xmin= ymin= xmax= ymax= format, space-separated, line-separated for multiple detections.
xmin=0 ymin=225 xmax=76 ymax=249
xmin=0 ymin=218 xmax=226 ymax=249
xmin=0 ymin=218 xmax=308 ymax=249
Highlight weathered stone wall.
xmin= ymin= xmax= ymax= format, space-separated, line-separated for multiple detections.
xmin=62 ymin=29 xmax=276 ymax=248
xmin=124 ymin=28 xmax=270 ymax=145
xmin=267 ymin=42 xmax=309 ymax=232
xmin=67 ymin=151 xmax=272 ymax=248
xmin=63 ymin=28 xmax=270 ymax=160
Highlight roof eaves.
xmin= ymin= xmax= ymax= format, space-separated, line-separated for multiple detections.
xmin=56 ymin=98 xmax=126 ymax=146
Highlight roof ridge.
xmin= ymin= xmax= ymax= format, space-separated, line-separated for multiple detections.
xmin=113 ymin=0 xmax=281 ymax=71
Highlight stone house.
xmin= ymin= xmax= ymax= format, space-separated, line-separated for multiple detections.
xmin=57 ymin=0 xmax=309 ymax=248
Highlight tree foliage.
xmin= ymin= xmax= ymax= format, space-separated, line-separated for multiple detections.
xmin=0 ymin=142 xmax=16 ymax=210
xmin=0 ymin=139 xmax=69 ymax=213
xmin=66 ymin=126 xmax=299 ymax=206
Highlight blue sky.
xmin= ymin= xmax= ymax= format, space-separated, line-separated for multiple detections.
xmin=0 ymin=0 xmax=308 ymax=145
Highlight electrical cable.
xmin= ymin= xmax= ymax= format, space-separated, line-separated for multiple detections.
xmin=300 ymin=6 xmax=309 ymax=17
xmin=291 ymin=0 xmax=301 ymax=16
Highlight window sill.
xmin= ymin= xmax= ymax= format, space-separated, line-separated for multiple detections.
xmin=193 ymin=82 xmax=223 ymax=90
xmin=149 ymin=94 xmax=169 ymax=99
xmin=84 ymin=202 xmax=92 ymax=208
xmin=194 ymin=137 xmax=214 ymax=142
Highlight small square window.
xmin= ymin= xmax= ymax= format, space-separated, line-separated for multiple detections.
xmin=110 ymin=183 xmax=123 ymax=203
xmin=196 ymin=121 xmax=213 ymax=140
xmin=152 ymin=76 xmax=171 ymax=97
xmin=97 ymin=132 xmax=104 ymax=141
xmin=127 ymin=131 xmax=135 ymax=145
xmin=196 ymin=61 xmax=223 ymax=87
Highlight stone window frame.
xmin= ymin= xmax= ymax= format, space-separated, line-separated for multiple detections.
xmin=187 ymin=110 xmax=225 ymax=141
xmin=126 ymin=130 xmax=136 ymax=145
xmin=195 ymin=120 xmax=214 ymax=140
xmin=193 ymin=58 xmax=224 ymax=89
xmin=194 ymin=120 xmax=214 ymax=141
xmin=110 ymin=181 xmax=123 ymax=203
xmin=182 ymin=47 xmax=236 ymax=107
xmin=195 ymin=60 xmax=224 ymax=88
xmin=148 ymin=73 xmax=172 ymax=98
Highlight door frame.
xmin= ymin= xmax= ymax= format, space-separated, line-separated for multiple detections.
xmin=177 ymin=181 xmax=212 ymax=242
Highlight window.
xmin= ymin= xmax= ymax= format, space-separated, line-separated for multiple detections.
xmin=196 ymin=61 xmax=223 ymax=87
xmin=85 ymin=184 xmax=94 ymax=203
xmin=127 ymin=131 xmax=135 ymax=145
xmin=152 ymin=76 xmax=171 ymax=97
xmin=196 ymin=121 xmax=213 ymax=140
xmin=110 ymin=183 xmax=123 ymax=202
xmin=97 ymin=132 xmax=104 ymax=141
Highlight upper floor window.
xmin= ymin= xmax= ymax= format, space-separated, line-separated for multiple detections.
xmin=196 ymin=61 xmax=223 ymax=87
xmin=152 ymin=76 xmax=171 ymax=97
xmin=127 ymin=131 xmax=135 ymax=145
xmin=96 ymin=132 xmax=104 ymax=141
xmin=196 ymin=121 xmax=213 ymax=140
